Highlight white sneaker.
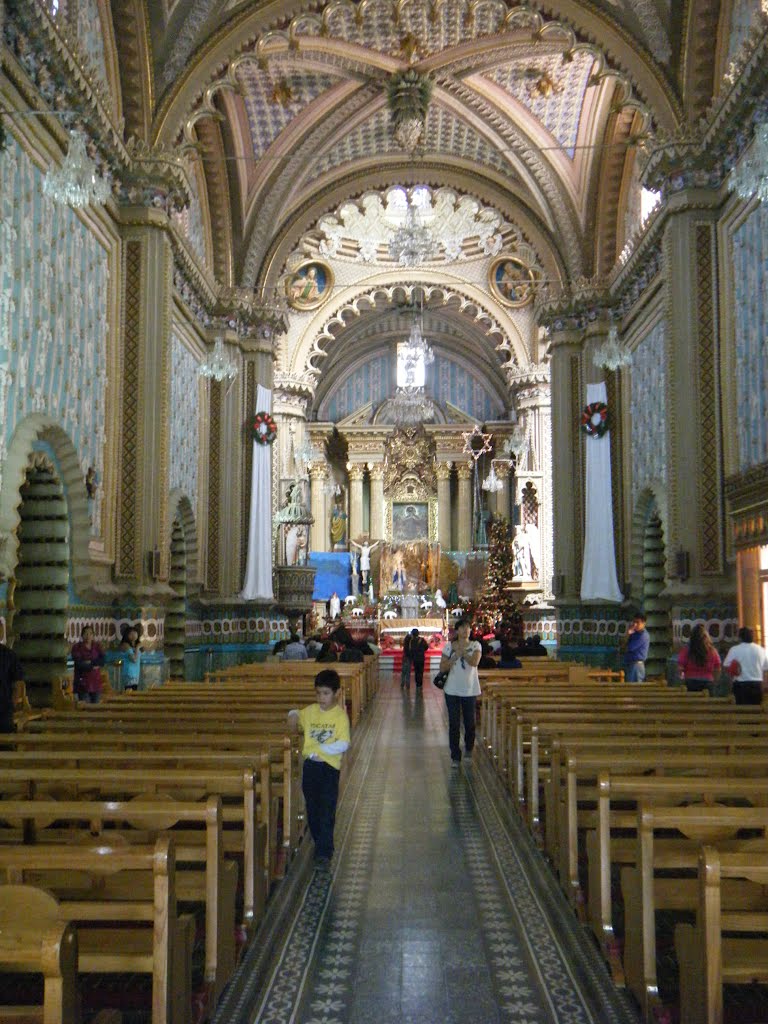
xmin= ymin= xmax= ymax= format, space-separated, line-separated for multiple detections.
xmin=451 ymin=759 xmax=460 ymax=768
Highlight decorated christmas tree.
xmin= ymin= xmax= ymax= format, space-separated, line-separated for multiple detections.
xmin=476 ymin=517 xmax=522 ymax=629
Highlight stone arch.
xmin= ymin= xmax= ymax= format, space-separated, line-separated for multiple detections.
xmin=167 ymin=489 xmax=199 ymax=590
xmin=0 ymin=416 xmax=91 ymax=598
xmin=289 ymin=278 xmax=529 ymax=391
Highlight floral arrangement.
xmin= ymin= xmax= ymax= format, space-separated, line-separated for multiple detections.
xmin=580 ymin=401 xmax=609 ymax=438
xmin=251 ymin=412 xmax=278 ymax=445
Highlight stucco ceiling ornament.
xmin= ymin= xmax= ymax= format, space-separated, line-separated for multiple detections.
xmin=317 ymin=187 xmax=504 ymax=264
xmin=387 ymin=69 xmax=433 ymax=152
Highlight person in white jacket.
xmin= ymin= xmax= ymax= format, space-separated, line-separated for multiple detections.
xmin=723 ymin=627 xmax=768 ymax=705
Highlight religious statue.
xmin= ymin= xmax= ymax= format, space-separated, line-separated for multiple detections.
xmin=512 ymin=524 xmax=532 ymax=580
xmin=330 ymin=498 xmax=347 ymax=549
xmin=285 ymin=524 xmax=307 ymax=567
xmin=350 ymin=538 xmax=380 ymax=585
xmin=329 ymin=592 xmax=341 ymax=620
xmin=391 ymin=547 xmax=406 ymax=591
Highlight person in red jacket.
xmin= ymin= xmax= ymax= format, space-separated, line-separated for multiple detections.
xmin=71 ymin=625 xmax=105 ymax=704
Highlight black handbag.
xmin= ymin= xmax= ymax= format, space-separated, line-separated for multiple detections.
xmin=433 ymin=670 xmax=449 ymax=690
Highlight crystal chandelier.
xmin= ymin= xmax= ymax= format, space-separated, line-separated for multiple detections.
xmin=43 ymin=130 xmax=111 ymax=208
xmin=324 ymin=478 xmax=342 ymax=499
xmin=388 ymin=200 xmax=437 ymax=266
xmin=404 ymin=318 xmax=434 ymax=366
xmin=502 ymin=421 xmax=529 ymax=463
xmin=293 ymin=438 xmax=317 ymax=478
xmin=390 ymin=386 xmax=435 ymax=426
xmin=594 ymin=324 xmax=632 ymax=372
xmin=481 ymin=462 xmax=503 ymax=493
xmin=198 ymin=337 xmax=238 ymax=383
xmin=730 ymin=121 xmax=768 ymax=204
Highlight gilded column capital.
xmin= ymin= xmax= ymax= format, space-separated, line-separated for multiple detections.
xmin=435 ymin=461 xmax=453 ymax=481
xmin=348 ymin=464 xmax=365 ymax=482
xmin=309 ymin=462 xmax=329 ymax=482
xmin=456 ymin=462 xmax=473 ymax=481
xmin=368 ymin=463 xmax=385 ymax=480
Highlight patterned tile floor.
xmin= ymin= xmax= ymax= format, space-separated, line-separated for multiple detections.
xmin=220 ymin=675 xmax=641 ymax=1024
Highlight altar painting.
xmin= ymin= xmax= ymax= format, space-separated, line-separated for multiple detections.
xmin=379 ymin=542 xmax=441 ymax=595
xmin=392 ymin=502 xmax=428 ymax=542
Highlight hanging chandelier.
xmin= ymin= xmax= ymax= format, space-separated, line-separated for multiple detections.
xmin=388 ymin=200 xmax=437 ymax=266
xmin=389 ymin=386 xmax=435 ymax=426
xmin=404 ymin=318 xmax=434 ymax=366
xmin=593 ymin=324 xmax=632 ymax=372
xmin=481 ymin=462 xmax=503 ymax=493
xmin=293 ymin=438 xmax=317 ymax=478
xmin=198 ymin=337 xmax=238 ymax=383
xmin=730 ymin=121 xmax=768 ymax=204
xmin=43 ymin=130 xmax=111 ymax=208
xmin=502 ymin=422 xmax=529 ymax=463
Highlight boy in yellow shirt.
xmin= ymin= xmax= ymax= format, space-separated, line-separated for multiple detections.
xmin=288 ymin=669 xmax=351 ymax=868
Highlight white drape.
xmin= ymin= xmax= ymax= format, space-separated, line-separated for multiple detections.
xmin=580 ymin=381 xmax=623 ymax=603
xmin=240 ymin=384 xmax=274 ymax=601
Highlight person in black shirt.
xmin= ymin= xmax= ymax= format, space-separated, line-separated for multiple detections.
xmin=406 ymin=628 xmax=428 ymax=688
xmin=0 ymin=642 xmax=24 ymax=734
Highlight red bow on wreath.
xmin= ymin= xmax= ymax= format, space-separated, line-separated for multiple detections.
xmin=251 ymin=412 xmax=278 ymax=445
xmin=581 ymin=401 xmax=609 ymax=438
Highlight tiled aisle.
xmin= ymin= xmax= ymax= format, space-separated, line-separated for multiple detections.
xmin=225 ymin=676 xmax=640 ymax=1024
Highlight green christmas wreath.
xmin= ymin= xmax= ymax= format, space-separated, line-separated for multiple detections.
xmin=581 ymin=401 xmax=609 ymax=438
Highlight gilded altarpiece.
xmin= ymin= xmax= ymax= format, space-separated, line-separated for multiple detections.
xmin=382 ymin=428 xmax=438 ymax=543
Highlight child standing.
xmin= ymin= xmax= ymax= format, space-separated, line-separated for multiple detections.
xmin=288 ymin=669 xmax=351 ymax=868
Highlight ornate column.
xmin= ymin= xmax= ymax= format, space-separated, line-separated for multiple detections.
xmin=368 ymin=462 xmax=385 ymax=540
xmin=348 ymin=464 xmax=365 ymax=542
xmin=456 ymin=463 xmax=473 ymax=552
xmin=309 ymin=463 xmax=329 ymax=553
xmin=538 ymin=321 xmax=583 ymax=601
xmin=114 ymin=185 xmax=177 ymax=589
xmin=494 ymin=461 xmax=510 ymax=520
xmin=436 ymin=461 xmax=453 ymax=549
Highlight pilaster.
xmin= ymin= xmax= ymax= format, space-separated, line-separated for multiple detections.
xmin=494 ymin=461 xmax=510 ymax=520
xmin=310 ymin=463 xmax=329 ymax=553
xmin=115 ymin=209 xmax=173 ymax=589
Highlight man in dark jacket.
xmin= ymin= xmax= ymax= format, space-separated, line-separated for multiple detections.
xmin=407 ymin=628 xmax=429 ymax=688
xmin=0 ymin=642 xmax=24 ymax=734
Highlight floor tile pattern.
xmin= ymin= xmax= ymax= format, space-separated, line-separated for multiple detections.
xmin=232 ymin=678 xmax=640 ymax=1024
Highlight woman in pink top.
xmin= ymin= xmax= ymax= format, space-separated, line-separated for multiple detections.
xmin=677 ymin=623 xmax=721 ymax=694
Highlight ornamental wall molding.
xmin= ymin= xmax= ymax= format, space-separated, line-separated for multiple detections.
xmin=505 ymin=361 xmax=551 ymax=392
xmin=301 ymin=281 xmax=512 ymax=388
xmin=534 ymin=276 xmax=612 ymax=331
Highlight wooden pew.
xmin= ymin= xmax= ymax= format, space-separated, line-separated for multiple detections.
xmin=0 ymin=839 xmax=186 ymax=1024
xmin=0 ymin=885 xmax=78 ymax=1024
xmin=0 ymin=797 xmax=233 ymax=1007
xmin=593 ymin=780 xmax=768 ymax=1014
xmin=676 ymin=846 xmax=768 ymax=1024
xmin=0 ymin=763 xmax=268 ymax=929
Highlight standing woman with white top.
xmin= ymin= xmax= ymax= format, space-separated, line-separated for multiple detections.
xmin=439 ymin=618 xmax=482 ymax=766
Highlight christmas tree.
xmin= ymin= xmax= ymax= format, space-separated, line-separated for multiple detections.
xmin=476 ymin=517 xmax=522 ymax=631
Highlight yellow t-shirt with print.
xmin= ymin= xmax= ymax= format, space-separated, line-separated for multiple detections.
xmin=298 ymin=703 xmax=350 ymax=770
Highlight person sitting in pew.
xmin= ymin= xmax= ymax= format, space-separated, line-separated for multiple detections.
xmin=678 ymin=623 xmax=721 ymax=694
xmin=283 ymin=634 xmax=308 ymax=661
xmin=723 ymin=626 xmax=768 ymax=705
xmin=499 ymin=644 xmax=523 ymax=670
xmin=478 ymin=642 xmax=498 ymax=669
xmin=523 ymin=634 xmax=548 ymax=657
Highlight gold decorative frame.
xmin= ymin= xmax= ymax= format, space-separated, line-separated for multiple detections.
xmin=285 ymin=260 xmax=334 ymax=311
xmin=488 ymin=255 xmax=535 ymax=308
xmin=384 ymin=497 xmax=438 ymax=543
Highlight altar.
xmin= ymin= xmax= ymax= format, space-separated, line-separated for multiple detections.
xmin=379 ymin=616 xmax=445 ymax=638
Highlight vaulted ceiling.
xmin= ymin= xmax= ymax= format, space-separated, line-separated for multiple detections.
xmin=134 ymin=1 xmax=715 ymax=291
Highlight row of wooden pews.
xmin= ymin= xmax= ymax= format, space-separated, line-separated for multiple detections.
xmin=0 ymin=655 xmax=375 ymax=1023
xmin=478 ymin=663 xmax=768 ymax=1024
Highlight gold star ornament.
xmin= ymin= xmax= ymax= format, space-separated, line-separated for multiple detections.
xmin=462 ymin=424 xmax=493 ymax=462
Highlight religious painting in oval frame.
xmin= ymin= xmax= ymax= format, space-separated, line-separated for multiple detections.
xmin=285 ymin=260 xmax=334 ymax=312
xmin=489 ymin=255 xmax=535 ymax=308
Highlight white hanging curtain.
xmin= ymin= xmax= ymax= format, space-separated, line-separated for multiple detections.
xmin=240 ymin=384 xmax=274 ymax=601
xmin=580 ymin=381 xmax=624 ymax=603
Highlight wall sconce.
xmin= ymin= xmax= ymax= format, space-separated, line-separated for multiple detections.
xmin=675 ymin=548 xmax=690 ymax=581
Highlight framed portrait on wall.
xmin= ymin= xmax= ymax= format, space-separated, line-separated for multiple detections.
xmin=285 ymin=260 xmax=333 ymax=311
xmin=392 ymin=502 xmax=429 ymax=543
xmin=489 ymin=255 xmax=535 ymax=308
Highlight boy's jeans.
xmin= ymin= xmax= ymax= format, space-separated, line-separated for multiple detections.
xmin=302 ymin=759 xmax=340 ymax=860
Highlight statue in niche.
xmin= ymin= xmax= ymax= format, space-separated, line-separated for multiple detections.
xmin=330 ymin=497 xmax=347 ymax=549
xmin=285 ymin=525 xmax=307 ymax=567
xmin=512 ymin=524 xmax=532 ymax=580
